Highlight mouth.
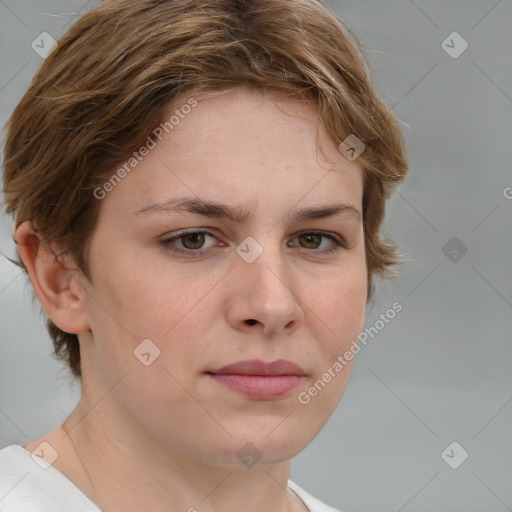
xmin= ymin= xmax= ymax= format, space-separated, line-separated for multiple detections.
xmin=206 ymin=359 xmax=307 ymax=400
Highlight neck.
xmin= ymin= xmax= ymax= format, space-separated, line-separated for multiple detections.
xmin=56 ymin=397 xmax=305 ymax=512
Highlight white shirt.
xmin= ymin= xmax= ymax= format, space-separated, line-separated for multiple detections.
xmin=0 ymin=444 xmax=342 ymax=511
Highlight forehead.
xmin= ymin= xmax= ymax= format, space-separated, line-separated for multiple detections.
xmin=96 ymin=87 xmax=364 ymax=220
xmin=168 ymin=87 xmax=339 ymax=164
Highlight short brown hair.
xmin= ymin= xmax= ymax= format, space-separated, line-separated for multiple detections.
xmin=2 ymin=0 xmax=408 ymax=378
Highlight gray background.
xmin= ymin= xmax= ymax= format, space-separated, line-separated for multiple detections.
xmin=1 ymin=1 xmax=511 ymax=511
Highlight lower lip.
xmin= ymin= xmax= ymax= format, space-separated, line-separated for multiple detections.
xmin=208 ymin=374 xmax=305 ymax=400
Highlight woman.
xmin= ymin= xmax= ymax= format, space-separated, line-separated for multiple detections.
xmin=0 ymin=0 xmax=408 ymax=510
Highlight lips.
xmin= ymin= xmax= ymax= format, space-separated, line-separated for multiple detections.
xmin=207 ymin=359 xmax=306 ymax=400
xmin=210 ymin=359 xmax=306 ymax=376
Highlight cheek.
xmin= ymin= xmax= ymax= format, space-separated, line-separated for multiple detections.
xmin=81 ymin=259 xmax=163 ymax=377
xmin=86 ymin=249 xmax=172 ymax=334
xmin=84 ymin=258 xmax=219 ymax=372
xmin=299 ymin=266 xmax=367 ymax=386
xmin=300 ymin=267 xmax=366 ymax=405
xmin=313 ymin=261 xmax=367 ymax=333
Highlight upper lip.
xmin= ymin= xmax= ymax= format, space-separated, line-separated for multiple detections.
xmin=208 ymin=359 xmax=306 ymax=376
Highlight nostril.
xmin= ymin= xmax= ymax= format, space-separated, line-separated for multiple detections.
xmin=246 ymin=319 xmax=257 ymax=325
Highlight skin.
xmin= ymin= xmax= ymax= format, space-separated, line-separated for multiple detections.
xmin=17 ymin=86 xmax=367 ymax=512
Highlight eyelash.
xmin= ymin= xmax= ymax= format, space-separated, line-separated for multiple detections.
xmin=159 ymin=229 xmax=348 ymax=256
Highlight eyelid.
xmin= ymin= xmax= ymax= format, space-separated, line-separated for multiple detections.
xmin=159 ymin=228 xmax=220 ymax=253
xmin=294 ymin=229 xmax=348 ymax=247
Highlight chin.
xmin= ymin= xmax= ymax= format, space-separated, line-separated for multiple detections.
xmin=226 ymin=420 xmax=319 ymax=465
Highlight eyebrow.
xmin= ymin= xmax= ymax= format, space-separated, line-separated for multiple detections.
xmin=135 ymin=196 xmax=362 ymax=223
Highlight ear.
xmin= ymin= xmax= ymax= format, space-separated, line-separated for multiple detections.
xmin=14 ymin=220 xmax=90 ymax=335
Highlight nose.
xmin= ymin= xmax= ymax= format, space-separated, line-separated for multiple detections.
xmin=225 ymin=241 xmax=305 ymax=337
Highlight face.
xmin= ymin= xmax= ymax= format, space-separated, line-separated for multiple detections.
xmin=78 ymin=87 xmax=367 ymax=468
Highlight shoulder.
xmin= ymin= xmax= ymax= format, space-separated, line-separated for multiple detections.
xmin=288 ymin=479 xmax=348 ymax=512
xmin=0 ymin=444 xmax=100 ymax=512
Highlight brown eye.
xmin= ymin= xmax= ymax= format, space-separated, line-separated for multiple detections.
xmin=298 ymin=233 xmax=322 ymax=249
xmin=291 ymin=231 xmax=346 ymax=254
xmin=160 ymin=229 xmax=218 ymax=255
xmin=180 ymin=232 xmax=206 ymax=250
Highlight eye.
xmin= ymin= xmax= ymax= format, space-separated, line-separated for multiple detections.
xmin=159 ymin=229 xmax=347 ymax=257
xmin=290 ymin=231 xmax=347 ymax=254
xmin=159 ymin=229 xmax=220 ymax=255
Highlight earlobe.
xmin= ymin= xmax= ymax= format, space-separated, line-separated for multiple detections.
xmin=14 ymin=220 xmax=90 ymax=335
